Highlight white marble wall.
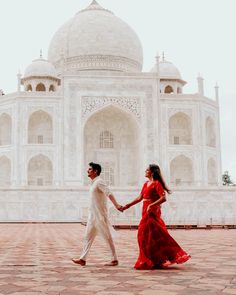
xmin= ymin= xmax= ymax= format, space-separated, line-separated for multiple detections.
xmin=0 ymin=73 xmax=223 ymax=223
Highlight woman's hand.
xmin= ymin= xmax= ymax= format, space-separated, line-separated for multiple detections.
xmin=147 ymin=204 xmax=152 ymax=213
xmin=122 ymin=204 xmax=130 ymax=211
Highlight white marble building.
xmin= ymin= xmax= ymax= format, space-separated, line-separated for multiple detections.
xmin=0 ymin=0 xmax=235 ymax=224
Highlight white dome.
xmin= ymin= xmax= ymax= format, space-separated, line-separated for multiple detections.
xmin=23 ymin=58 xmax=58 ymax=79
xmin=48 ymin=0 xmax=143 ymax=72
xmin=151 ymin=59 xmax=182 ymax=80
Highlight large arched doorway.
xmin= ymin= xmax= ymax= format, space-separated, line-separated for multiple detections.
xmin=28 ymin=154 xmax=53 ymax=186
xmin=83 ymin=106 xmax=140 ymax=186
xmin=170 ymin=155 xmax=193 ymax=186
xmin=28 ymin=110 xmax=53 ymax=144
xmin=0 ymin=156 xmax=11 ymax=186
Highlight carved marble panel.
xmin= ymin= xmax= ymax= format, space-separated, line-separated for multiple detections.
xmin=81 ymin=96 xmax=141 ymax=123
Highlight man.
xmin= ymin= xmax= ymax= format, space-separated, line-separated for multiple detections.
xmin=72 ymin=162 xmax=123 ymax=266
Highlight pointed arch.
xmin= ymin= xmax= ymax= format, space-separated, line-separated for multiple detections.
xmin=169 ymin=112 xmax=192 ymax=145
xmin=0 ymin=113 xmax=12 ymax=146
xmin=27 ymin=154 xmax=53 ymax=186
xmin=26 ymin=84 xmax=32 ymax=91
xmin=165 ymin=85 xmax=174 ymax=94
xmin=36 ymin=83 xmax=46 ymax=92
xmin=28 ymin=110 xmax=53 ymax=144
xmin=49 ymin=85 xmax=55 ymax=92
xmin=206 ymin=116 xmax=216 ymax=147
xmin=0 ymin=156 xmax=11 ymax=186
xmin=82 ymin=97 xmax=140 ymax=129
xmin=170 ymin=155 xmax=193 ymax=186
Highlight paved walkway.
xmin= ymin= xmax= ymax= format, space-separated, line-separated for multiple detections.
xmin=0 ymin=224 xmax=235 ymax=295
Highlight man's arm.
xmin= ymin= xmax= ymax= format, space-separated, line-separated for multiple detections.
xmin=108 ymin=193 xmax=123 ymax=211
xmin=97 ymin=180 xmax=123 ymax=211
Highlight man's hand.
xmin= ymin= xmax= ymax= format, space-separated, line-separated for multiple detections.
xmin=117 ymin=205 xmax=124 ymax=212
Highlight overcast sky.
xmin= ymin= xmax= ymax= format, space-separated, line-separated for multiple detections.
xmin=0 ymin=0 xmax=236 ymax=182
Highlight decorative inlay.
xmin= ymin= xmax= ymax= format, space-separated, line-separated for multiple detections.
xmin=82 ymin=96 xmax=141 ymax=121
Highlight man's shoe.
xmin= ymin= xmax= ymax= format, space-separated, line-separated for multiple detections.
xmin=72 ymin=258 xmax=86 ymax=266
xmin=104 ymin=260 xmax=119 ymax=266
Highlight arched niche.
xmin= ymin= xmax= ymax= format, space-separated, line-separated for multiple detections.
xmin=28 ymin=110 xmax=53 ymax=144
xmin=28 ymin=154 xmax=53 ymax=186
xmin=169 ymin=112 xmax=192 ymax=145
xmin=49 ymin=85 xmax=55 ymax=92
xmin=36 ymin=83 xmax=46 ymax=92
xmin=26 ymin=84 xmax=32 ymax=91
xmin=165 ymin=85 xmax=174 ymax=94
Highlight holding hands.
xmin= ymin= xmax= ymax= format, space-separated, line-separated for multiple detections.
xmin=116 ymin=193 xmax=142 ymax=212
xmin=121 ymin=204 xmax=130 ymax=211
xmin=116 ymin=204 xmax=130 ymax=212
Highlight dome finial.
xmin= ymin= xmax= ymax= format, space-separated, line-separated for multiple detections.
xmin=77 ymin=0 xmax=113 ymax=15
xmin=40 ymin=49 xmax=43 ymax=59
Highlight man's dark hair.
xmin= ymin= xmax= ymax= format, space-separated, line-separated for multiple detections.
xmin=89 ymin=162 xmax=102 ymax=176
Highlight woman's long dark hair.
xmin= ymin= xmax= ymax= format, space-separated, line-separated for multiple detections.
xmin=149 ymin=164 xmax=171 ymax=194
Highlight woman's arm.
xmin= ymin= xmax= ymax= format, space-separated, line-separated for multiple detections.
xmin=147 ymin=195 xmax=166 ymax=211
xmin=123 ymin=194 xmax=143 ymax=210
xmin=147 ymin=181 xmax=167 ymax=211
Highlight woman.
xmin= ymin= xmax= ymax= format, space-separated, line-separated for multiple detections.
xmin=122 ymin=164 xmax=191 ymax=270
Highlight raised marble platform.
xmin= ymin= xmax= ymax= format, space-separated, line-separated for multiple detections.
xmin=0 ymin=186 xmax=235 ymax=225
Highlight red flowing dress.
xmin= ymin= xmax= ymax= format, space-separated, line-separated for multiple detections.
xmin=134 ymin=181 xmax=191 ymax=270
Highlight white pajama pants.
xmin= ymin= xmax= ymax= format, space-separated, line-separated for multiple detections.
xmin=79 ymin=222 xmax=118 ymax=261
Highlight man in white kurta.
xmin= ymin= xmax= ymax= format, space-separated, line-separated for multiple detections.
xmin=72 ymin=162 xmax=122 ymax=266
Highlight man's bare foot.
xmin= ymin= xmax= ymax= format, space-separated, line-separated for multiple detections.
xmin=104 ymin=260 xmax=119 ymax=266
xmin=71 ymin=258 xmax=86 ymax=266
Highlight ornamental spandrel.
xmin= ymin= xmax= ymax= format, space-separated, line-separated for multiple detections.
xmin=81 ymin=96 xmax=141 ymax=122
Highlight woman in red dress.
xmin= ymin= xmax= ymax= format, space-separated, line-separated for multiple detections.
xmin=122 ymin=164 xmax=191 ymax=270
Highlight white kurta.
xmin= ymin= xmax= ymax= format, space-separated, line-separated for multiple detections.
xmin=80 ymin=176 xmax=117 ymax=261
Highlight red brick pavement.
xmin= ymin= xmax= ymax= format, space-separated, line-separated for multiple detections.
xmin=0 ymin=224 xmax=235 ymax=295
